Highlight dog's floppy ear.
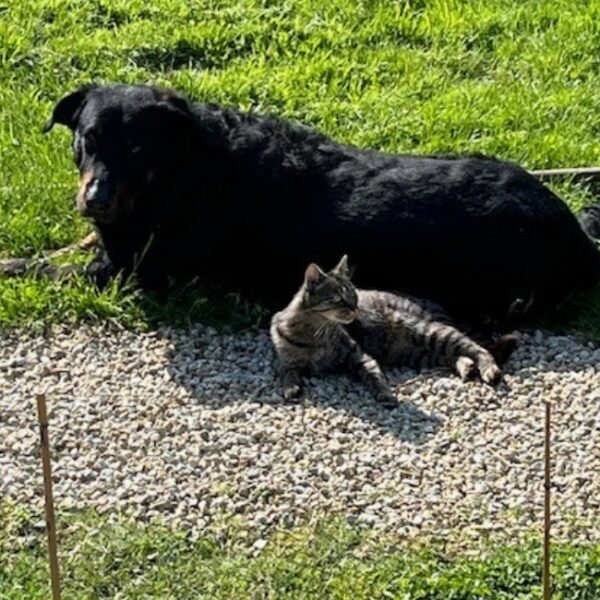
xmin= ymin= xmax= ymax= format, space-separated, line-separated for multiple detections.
xmin=43 ymin=84 xmax=97 ymax=133
xmin=136 ymin=94 xmax=199 ymax=149
xmin=137 ymin=90 xmax=223 ymax=153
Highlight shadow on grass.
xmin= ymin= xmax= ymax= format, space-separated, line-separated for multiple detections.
xmin=129 ymin=37 xmax=257 ymax=72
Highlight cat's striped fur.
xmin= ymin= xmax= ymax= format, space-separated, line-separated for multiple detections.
xmin=270 ymin=256 xmax=516 ymax=407
xmin=348 ymin=291 xmax=506 ymax=384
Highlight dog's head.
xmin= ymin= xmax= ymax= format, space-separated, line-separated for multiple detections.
xmin=44 ymin=84 xmax=195 ymax=224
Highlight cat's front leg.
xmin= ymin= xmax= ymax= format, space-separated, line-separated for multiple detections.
xmin=347 ymin=347 xmax=397 ymax=408
xmin=279 ymin=365 xmax=304 ymax=401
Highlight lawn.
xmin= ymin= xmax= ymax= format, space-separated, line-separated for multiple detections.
xmin=1 ymin=0 xmax=599 ymax=332
xmin=2 ymin=503 xmax=600 ymax=600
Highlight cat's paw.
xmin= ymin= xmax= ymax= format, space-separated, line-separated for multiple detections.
xmin=283 ymin=384 xmax=302 ymax=401
xmin=455 ymin=356 xmax=477 ymax=381
xmin=480 ymin=363 xmax=502 ymax=385
xmin=376 ymin=389 xmax=398 ymax=409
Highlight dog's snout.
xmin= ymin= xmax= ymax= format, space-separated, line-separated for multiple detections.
xmin=84 ymin=178 xmax=112 ymax=208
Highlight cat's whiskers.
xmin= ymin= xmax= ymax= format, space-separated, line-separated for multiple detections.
xmin=314 ymin=320 xmax=333 ymax=338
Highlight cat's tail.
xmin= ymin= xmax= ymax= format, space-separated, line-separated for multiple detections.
xmin=579 ymin=203 xmax=600 ymax=240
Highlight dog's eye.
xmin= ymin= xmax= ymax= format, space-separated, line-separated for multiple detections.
xmin=125 ymin=140 xmax=143 ymax=157
xmin=84 ymin=134 xmax=97 ymax=155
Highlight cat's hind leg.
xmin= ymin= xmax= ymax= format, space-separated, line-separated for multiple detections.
xmin=416 ymin=321 xmax=503 ymax=385
xmin=477 ymin=355 xmax=502 ymax=385
xmin=472 ymin=333 xmax=518 ymax=384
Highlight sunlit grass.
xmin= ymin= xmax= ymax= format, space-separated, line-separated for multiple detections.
xmin=0 ymin=0 xmax=599 ymax=332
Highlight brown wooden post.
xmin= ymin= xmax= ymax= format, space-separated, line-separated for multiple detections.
xmin=36 ymin=393 xmax=61 ymax=600
xmin=543 ymin=400 xmax=551 ymax=600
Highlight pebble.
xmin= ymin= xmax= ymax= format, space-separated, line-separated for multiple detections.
xmin=0 ymin=324 xmax=598 ymax=548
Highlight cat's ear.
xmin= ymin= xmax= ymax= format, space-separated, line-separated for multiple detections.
xmin=332 ymin=254 xmax=350 ymax=277
xmin=304 ymin=263 xmax=325 ymax=287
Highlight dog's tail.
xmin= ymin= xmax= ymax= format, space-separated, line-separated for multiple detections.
xmin=531 ymin=167 xmax=600 ymax=239
xmin=579 ymin=203 xmax=600 ymax=240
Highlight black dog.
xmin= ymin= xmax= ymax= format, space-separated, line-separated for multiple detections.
xmin=43 ymin=83 xmax=600 ymax=324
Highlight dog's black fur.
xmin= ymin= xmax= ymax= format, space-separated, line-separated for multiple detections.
xmin=44 ymin=83 xmax=600 ymax=324
xmin=580 ymin=204 xmax=600 ymax=240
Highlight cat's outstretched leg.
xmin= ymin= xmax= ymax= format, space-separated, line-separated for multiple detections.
xmin=470 ymin=333 xmax=518 ymax=384
xmin=413 ymin=320 xmax=504 ymax=385
xmin=476 ymin=355 xmax=502 ymax=385
xmin=455 ymin=352 xmax=501 ymax=384
xmin=450 ymin=337 xmax=502 ymax=384
xmin=455 ymin=332 xmax=518 ymax=384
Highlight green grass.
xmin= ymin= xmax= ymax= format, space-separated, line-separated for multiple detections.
xmin=1 ymin=0 xmax=600 ymax=332
xmin=2 ymin=503 xmax=600 ymax=599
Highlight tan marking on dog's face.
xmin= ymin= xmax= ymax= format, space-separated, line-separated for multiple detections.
xmin=88 ymin=183 xmax=137 ymax=224
xmin=76 ymin=170 xmax=93 ymax=213
xmin=74 ymin=168 xmax=140 ymax=224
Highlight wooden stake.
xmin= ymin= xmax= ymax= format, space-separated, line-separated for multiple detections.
xmin=543 ymin=401 xmax=552 ymax=600
xmin=530 ymin=166 xmax=600 ymax=181
xmin=36 ymin=393 xmax=61 ymax=600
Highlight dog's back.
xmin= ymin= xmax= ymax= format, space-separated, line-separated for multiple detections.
xmin=45 ymin=83 xmax=600 ymax=325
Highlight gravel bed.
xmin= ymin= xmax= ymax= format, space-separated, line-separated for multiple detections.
xmin=1 ymin=324 xmax=599 ymax=549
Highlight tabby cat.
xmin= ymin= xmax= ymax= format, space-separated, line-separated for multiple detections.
xmin=270 ymin=255 xmax=516 ymax=407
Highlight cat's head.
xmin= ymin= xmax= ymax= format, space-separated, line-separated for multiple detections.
xmin=301 ymin=255 xmax=358 ymax=323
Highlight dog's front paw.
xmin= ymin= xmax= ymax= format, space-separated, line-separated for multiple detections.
xmin=86 ymin=258 xmax=117 ymax=290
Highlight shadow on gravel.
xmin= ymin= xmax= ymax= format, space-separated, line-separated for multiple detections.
xmin=160 ymin=327 xmax=443 ymax=445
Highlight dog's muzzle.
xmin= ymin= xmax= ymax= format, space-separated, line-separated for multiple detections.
xmin=77 ymin=171 xmax=116 ymax=222
xmin=85 ymin=178 xmax=113 ymax=209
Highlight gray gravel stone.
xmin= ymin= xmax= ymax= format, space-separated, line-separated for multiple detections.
xmin=0 ymin=324 xmax=598 ymax=548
